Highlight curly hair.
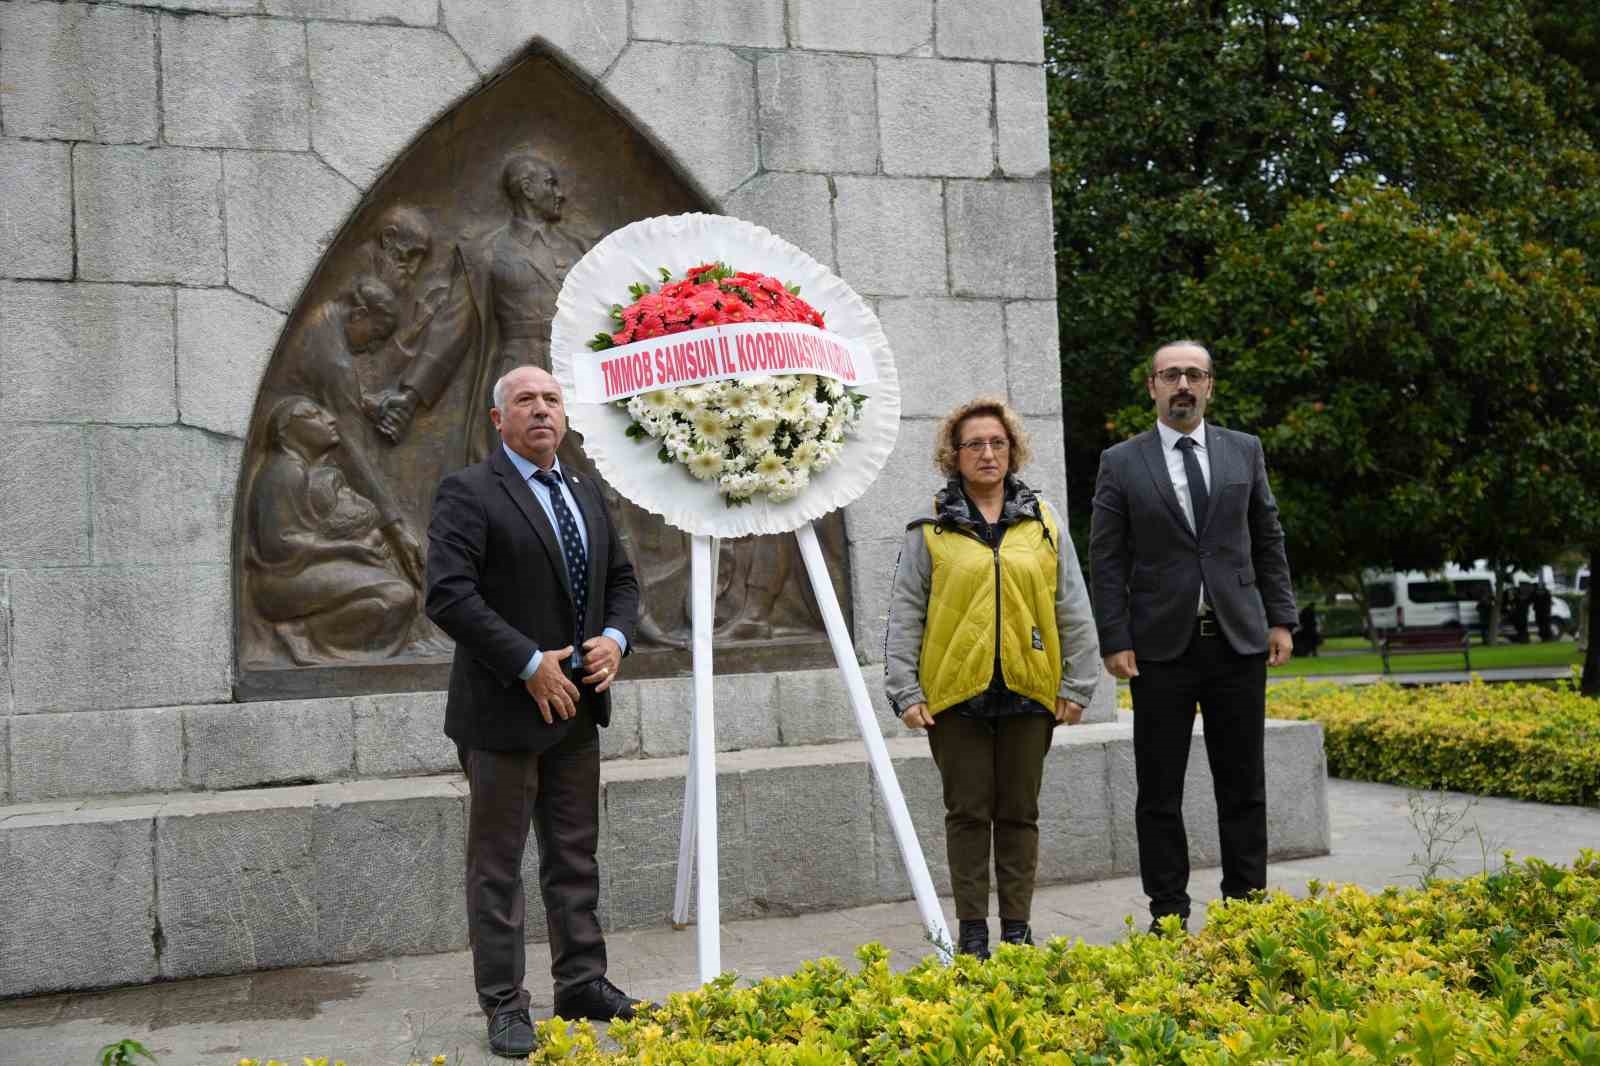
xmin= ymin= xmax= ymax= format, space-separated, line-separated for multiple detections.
xmin=933 ymin=396 xmax=1032 ymax=479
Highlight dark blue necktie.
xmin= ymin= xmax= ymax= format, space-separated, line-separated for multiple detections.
xmin=533 ymin=468 xmax=588 ymax=663
xmin=1176 ymin=436 xmax=1209 ymax=535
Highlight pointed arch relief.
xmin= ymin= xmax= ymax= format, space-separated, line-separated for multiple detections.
xmin=233 ymin=51 xmax=850 ymax=700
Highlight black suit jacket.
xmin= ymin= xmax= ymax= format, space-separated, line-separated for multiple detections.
xmin=1088 ymin=424 xmax=1296 ymax=661
xmin=425 ymin=445 xmax=640 ymax=751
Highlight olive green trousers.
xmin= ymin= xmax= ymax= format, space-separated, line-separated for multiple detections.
xmin=925 ymin=712 xmax=1054 ymax=921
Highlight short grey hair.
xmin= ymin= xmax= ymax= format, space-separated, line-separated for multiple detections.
xmin=1149 ymin=340 xmax=1214 ymax=377
xmin=492 ymin=365 xmax=561 ymax=410
xmin=492 ymin=369 xmax=515 ymax=411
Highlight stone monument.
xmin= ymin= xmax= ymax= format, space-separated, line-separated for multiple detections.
xmin=0 ymin=2 xmax=1328 ymax=1000
xmin=231 ymin=56 xmax=852 ymax=699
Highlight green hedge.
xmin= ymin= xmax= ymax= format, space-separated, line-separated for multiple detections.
xmin=221 ymin=858 xmax=1600 ymax=1064
xmin=506 ymin=854 xmax=1600 ymax=1064
xmin=1267 ymin=679 xmax=1600 ymax=806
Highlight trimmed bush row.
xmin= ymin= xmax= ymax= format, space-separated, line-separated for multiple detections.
xmin=1267 ymin=679 xmax=1600 ymax=806
xmin=492 ymin=853 xmax=1600 ymax=1064
xmin=225 ymin=858 xmax=1600 ymax=1063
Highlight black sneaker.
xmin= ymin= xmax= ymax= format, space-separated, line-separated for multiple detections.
xmin=554 ymin=975 xmax=643 ymax=1021
xmin=1000 ymin=919 xmax=1034 ymax=946
xmin=487 ymin=1007 xmax=536 ymax=1058
xmin=1147 ymin=915 xmax=1189 ymax=935
xmin=958 ymin=919 xmax=990 ymax=960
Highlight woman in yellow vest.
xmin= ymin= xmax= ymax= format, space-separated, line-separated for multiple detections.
xmin=884 ymin=397 xmax=1102 ymax=959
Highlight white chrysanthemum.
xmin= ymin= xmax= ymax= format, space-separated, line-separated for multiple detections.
xmin=822 ymin=377 xmax=845 ymax=399
xmin=805 ymin=398 xmax=830 ymax=423
xmin=737 ymin=375 xmax=771 ymax=391
xmin=720 ymin=385 xmax=754 ymax=418
xmin=626 ymin=394 xmax=651 ymax=420
xmin=723 ymin=449 xmax=752 ymax=472
xmin=687 ymin=449 xmax=724 ymax=480
xmin=639 ymin=389 xmax=676 ymax=414
xmin=766 ymin=469 xmax=800 ymax=502
xmin=749 ymin=389 xmax=781 ymax=421
xmin=632 ymin=410 xmax=667 ymax=439
xmin=776 ymin=390 xmax=809 ymax=422
xmin=675 ymin=384 xmax=708 ymax=414
xmin=793 ymin=374 xmax=818 ymax=396
xmin=790 ymin=439 xmax=820 ymax=470
xmin=720 ymin=471 xmax=760 ymax=500
xmin=691 ymin=407 xmax=731 ymax=444
xmin=754 ymin=450 xmax=786 ymax=479
xmin=814 ymin=441 xmax=842 ymax=469
xmin=741 ymin=416 xmax=778 ymax=452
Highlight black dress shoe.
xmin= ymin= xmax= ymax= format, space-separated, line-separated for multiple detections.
xmin=554 ymin=975 xmax=642 ymax=1021
xmin=957 ymin=919 xmax=990 ymax=960
xmin=487 ymin=1007 xmax=537 ymax=1058
xmin=1147 ymin=915 xmax=1189 ymax=935
xmin=1000 ymin=919 xmax=1034 ymax=946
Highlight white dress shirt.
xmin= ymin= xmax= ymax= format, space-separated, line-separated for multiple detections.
xmin=1155 ymin=419 xmax=1212 ymax=614
xmin=501 ymin=443 xmax=627 ymax=677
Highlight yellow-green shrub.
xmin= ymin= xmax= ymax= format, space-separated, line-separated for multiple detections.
xmin=514 ymin=853 xmax=1600 ymax=1064
xmin=1267 ymin=679 xmax=1600 ymax=805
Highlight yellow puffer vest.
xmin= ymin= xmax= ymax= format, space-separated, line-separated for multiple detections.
xmin=918 ymin=501 xmax=1061 ymax=715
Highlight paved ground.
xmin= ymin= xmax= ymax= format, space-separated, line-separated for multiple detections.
xmin=4 ymin=779 xmax=1598 ymax=1066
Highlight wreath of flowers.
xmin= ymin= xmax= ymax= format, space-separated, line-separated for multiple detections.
xmin=586 ymin=262 xmax=867 ymax=506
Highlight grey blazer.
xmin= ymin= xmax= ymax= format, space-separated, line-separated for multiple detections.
xmin=1088 ymin=424 xmax=1296 ymax=661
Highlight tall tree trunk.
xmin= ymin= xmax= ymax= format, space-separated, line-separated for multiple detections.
xmin=1583 ymin=546 xmax=1599 ymax=698
xmin=1486 ymin=560 xmax=1513 ymax=647
xmin=1343 ymin=571 xmax=1377 ymax=651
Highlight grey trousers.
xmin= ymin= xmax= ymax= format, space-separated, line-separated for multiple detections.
xmin=459 ymin=705 xmax=605 ymax=1016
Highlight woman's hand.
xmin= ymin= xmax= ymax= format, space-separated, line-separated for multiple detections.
xmin=1055 ymin=697 xmax=1084 ymax=725
xmin=901 ymin=703 xmax=935 ymax=730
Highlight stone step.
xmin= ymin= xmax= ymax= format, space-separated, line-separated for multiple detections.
xmin=1 ymin=665 xmax=1118 ymax=804
xmin=0 ymin=716 xmax=1328 ymax=999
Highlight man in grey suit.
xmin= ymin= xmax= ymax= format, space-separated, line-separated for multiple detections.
xmin=1088 ymin=341 xmax=1297 ymax=930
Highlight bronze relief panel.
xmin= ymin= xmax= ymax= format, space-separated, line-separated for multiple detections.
xmin=234 ymin=52 xmax=851 ymax=700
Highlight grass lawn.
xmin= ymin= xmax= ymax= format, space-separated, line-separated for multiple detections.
xmin=1274 ymin=635 xmax=1583 ymax=677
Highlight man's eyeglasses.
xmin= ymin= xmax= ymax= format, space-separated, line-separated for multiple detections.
xmin=1153 ymin=367 xmax=1213 ymax=385
xmin=957 ymin=438 xmax=1010 ymax=454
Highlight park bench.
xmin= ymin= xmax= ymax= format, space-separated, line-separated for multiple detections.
xmin=1378 ymin=627 xmax=1472 ymax=674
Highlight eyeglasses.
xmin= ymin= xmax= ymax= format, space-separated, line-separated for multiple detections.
xmin=957 ymin=438 xmax=1010 ymax=454
xmin=1153 ymin=367 xmax=1213 ymax=385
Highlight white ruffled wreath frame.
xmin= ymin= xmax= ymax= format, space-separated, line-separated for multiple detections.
xmin=551 ymin=212 xmax=901 ymax=538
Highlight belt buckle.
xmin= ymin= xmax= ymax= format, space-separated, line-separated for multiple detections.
xmin=1198 ymin=616 xmax=1218 ymax=637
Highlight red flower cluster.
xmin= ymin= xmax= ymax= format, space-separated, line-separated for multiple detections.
xmin=606 ymin=262 xmax=825 ymax=347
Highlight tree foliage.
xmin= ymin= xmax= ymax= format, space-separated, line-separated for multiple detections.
xmin=1045 ymin=0 xmax=1600 ymax=602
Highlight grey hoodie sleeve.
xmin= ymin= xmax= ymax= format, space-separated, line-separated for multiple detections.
xmin=883 ymin=525 xmax=932 ymax=715
xmin=1048 ymin=500 xmax=1102 ymax=707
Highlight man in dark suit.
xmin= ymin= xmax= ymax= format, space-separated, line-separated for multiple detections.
xmin=1088 ymin=341 xmax=1297 ymax=932
xmin=425 ymin=364 xmax=641 ymax=1058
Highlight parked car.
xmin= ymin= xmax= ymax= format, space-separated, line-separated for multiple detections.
xmin=1364 ymin=565 xmax=1573 ymax=637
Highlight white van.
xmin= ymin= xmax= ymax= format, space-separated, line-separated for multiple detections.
xmin=1364 ymin=564 xmax=1572 ymax=636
